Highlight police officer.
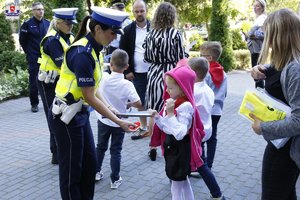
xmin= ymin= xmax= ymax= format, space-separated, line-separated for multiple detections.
xmin=48 ymin=7 xmax=135 ymax=199
xmin=19 ymin=2 xmax=50 ymax=112
xmin=37 ymin=8 xmax=78 ymax=165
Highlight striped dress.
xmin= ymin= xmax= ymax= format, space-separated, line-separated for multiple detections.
xmin=143 ymin=27 xmax=186 ymax=111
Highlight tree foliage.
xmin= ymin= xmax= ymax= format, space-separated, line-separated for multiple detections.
xmin=210 ymin=0 xmax=235 ymax=72
xmin=0 ymin=13 xmax=15 ymax=52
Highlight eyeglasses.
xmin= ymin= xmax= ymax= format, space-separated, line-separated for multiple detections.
xmin=33 ymin=8 xmax=44 ymax=11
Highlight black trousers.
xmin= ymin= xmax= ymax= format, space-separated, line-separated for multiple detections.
xmin=261 ymin=140 xmax=300 ymax=200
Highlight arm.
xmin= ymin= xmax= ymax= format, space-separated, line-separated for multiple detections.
xmin=259 ymin=63 xmax=300 ymax=139
xmin=46 ymin=38 xmax=64 ymax=68
xmin=19 ymin=21 xmax=29 ymax=53
xmin=155 ymin=102 xmax=194 ymax=141
xmin=175 ymin=30 xmax=188 ymax=59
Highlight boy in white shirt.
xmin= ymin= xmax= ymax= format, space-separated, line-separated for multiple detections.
xmin=189 ymin=57 xmax=215 ymax=143
xmin=95 ymin=49 xmax=143 ymax=189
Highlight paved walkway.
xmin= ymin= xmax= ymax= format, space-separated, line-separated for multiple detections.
xmin=0 ymin=70 xmax=299 ymax=200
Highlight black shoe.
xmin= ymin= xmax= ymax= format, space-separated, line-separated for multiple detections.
xmin=51 ymin=154 xmax=58 ymax=165
xmin=148 ymin=149 xmax=157 ymax=161
xmin=31 ymin=105 xmax=39 ymax=113
xmin=131 ymin=135 xmax=142 ymax=140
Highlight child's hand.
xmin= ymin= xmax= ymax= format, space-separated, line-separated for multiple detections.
xmin=165 ymin=98 xmax=175 ymax=116
xmin=148 ymin=109 xmax=158 ymax=117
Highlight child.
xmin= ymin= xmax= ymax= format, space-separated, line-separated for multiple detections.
xmin=149 ymin=59 xmax=204 ymax=200
xmin=200 ymin=41 xmax=227 ymax=169
xmin=94 ymin=49 xmax=143 ymax=189
xmin=189 ymin=57 xmax=226 ymax=200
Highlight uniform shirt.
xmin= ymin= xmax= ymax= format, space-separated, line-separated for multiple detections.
xmin=205 ymin=72 xmax=227 ymax=116
xmin=95 ymin=72 xmax=140 ymax=127
xmin=66 ymin=33 xmax=103 ymax=87
xmin=19 ymin=16 xmax=50 ymax=63
xmin=154 ymin=102 xmax=194 ymax=141
xmin=194 ymin=81 xmax=215 ymax=141
xmin=42 ymin=31 xmax=72 ymax=68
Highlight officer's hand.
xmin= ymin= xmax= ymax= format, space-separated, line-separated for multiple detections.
xmin=119 ymin=120 xmax=136 ymax=132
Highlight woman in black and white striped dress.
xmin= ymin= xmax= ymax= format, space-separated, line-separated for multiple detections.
xmin=143 ymin=2 xmax=187 ymax=112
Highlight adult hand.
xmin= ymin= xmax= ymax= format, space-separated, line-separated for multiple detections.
xmin=125 ymin=72 xmax=135 ymax=81
xmin=165 ymin=98 xmax=175 ymax=116
xmin=251 ymin=65 xmax=266 ymax=80
xmin=249 ymin=113 xmax=262 ymax=135
xmin=119 ymin=120 xmax=136 ymax=132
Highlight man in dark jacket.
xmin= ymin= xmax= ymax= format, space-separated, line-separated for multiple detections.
xmin=119 ymin=0 xmax=151 ymax=140
xmin=19 ymin=2 xmax=49 ymax=112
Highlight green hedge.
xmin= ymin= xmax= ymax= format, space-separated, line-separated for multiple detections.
xmin=0 ymin=67 xmax=29 ymax=102
xmin=189 ymin=33 xmax=204 ymax=51
xmin=0 ymin=51 xmax=27 ymax=73
xmin=233 ymin=49 xmax=251 ymax=70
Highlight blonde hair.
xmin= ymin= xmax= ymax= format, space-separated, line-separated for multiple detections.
xmin=259 ymin=8 xmax=300 ymax=70
xmin=47 ymin=18 xmax=64 ymax=33
xmin=200 ymin=41 xmax=223 ymax=61
xmin=111 ymin=49 xmax=129 ymax=70
xmin=151 ymin=2 xmax=176 ymax=30
xmin=188 ymin=57 xmax=209 ymax=80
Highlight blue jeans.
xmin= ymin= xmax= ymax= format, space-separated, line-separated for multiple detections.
xmin=132 ymin=72 xmax=148 ymax=106
xmin=197 ymin=164 xmax=222 ymax=198
xmin=96 ymin=120 xmax=125 ymax=182
xmin=262 ymin=140 xmax=299 ymax=200
xmin=28 ymin=62 xmax=40 ymax=106
xmin=205 ymin=115 xmax=221 ymax=169
xmin=49 ymin=108 xmax=97 ymax=200
xmin=37 ymin=80 xmax=57 ymax=155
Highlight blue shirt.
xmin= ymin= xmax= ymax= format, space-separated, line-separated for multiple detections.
xmin=19 ymin=16 xmax=50 ymax=63
xmin=66 ymin=33 xmax=103 ymax=87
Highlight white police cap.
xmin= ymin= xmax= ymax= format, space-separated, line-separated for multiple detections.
xmin=52 ymin=8 xmax=78 ymax=24
xmin=91 ymin=7 xmax=129 ymax=35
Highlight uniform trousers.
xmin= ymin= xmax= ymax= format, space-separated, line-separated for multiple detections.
xmin=49 ymin=109 xmax=97 ymax=200
xmin=28 ymin=62 xmax=40 ymax=106
xmin=37 ymin=79 xmax=57 ymax=155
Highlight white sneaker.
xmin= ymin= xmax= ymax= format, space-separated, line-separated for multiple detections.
xmin=95 ymin=171 xmax=104 ymax=181
xmin=110 ymin=176 xmax=122 ymax=189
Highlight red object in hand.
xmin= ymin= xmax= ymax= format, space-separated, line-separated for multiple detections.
xmin=129 ymin=122 xmax=140 ymax=131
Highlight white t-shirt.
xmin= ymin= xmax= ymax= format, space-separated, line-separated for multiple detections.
xmin=134 ymin=24 xmax=150 ymax=73
xmin=194 ymin=81 xmax=215 ymax=142
xmin=95 ymin=72 xmax=140 ymax=127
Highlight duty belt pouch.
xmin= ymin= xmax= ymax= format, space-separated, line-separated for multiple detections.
xmin=163 ymin=134 xmax=191 ymax=181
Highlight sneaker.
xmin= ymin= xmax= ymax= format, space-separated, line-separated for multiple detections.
xmin=131 ymin=128 xmax=150 ymax=140
xmin=31 ymin=105 xmax=39 ymax=113
xmin=95 ymin=171 xmax=104 ymax=181
xmin=148 ymin=148 xmax=157 ymax=161
xmin=189 ymin=171 xmax=202 ymax=179
xmin=210 ymin=195 xmax=226 ymax=200
xmin=110 ymin=176 xmax=122 ymax=189
xmin=51 ymin=154 xmax=58 ymax=165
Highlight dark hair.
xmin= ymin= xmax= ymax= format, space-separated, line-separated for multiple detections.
xmin=73 ymin=16 xmax=110 ymax=43
xmin=152 ymin=2 xmax=176 ymax=30
xmin=111 ymin=49 xmax=129 ymax=70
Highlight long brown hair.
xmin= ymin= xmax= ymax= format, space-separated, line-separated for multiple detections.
xmin=73 ymin=16 xmax=110 ymax=43
xmin=151 ymin=2 xmax=176 ymax=30
xmin=258 ymin=8 xmax=300 ymax=70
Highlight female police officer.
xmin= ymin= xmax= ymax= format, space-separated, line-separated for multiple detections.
xmin=48 ymin=7 xmax=134 ymax=200
xmin=37 ymin=8 xmax=78 ymax=165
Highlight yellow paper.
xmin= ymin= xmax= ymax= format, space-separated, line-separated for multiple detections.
xmin=239 ymin=91 xmax=286 ymax=122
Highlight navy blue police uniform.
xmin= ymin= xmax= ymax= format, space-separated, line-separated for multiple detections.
xmin=48 ymin=7 xmax=129 ymax=199
xmin=19 ymin=16 xmax=50 ymax=109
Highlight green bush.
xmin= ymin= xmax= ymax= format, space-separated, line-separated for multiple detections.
xmin=0 ymin=13 xmax=15 ymax=51
xmin=189 ymin=51 xmax=200 ymax=58
xmin=231 ymin=29 xmax=247 ymax=50
xmin=189 ymin=33 xmax=204 ymax=51
xmin=0 ymin=51 xmax=27 ymax=72
xmin=0 ymin=66 xmax=29 ymax=102
xmin=233 ymin=49 xmax=251 ymax=70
